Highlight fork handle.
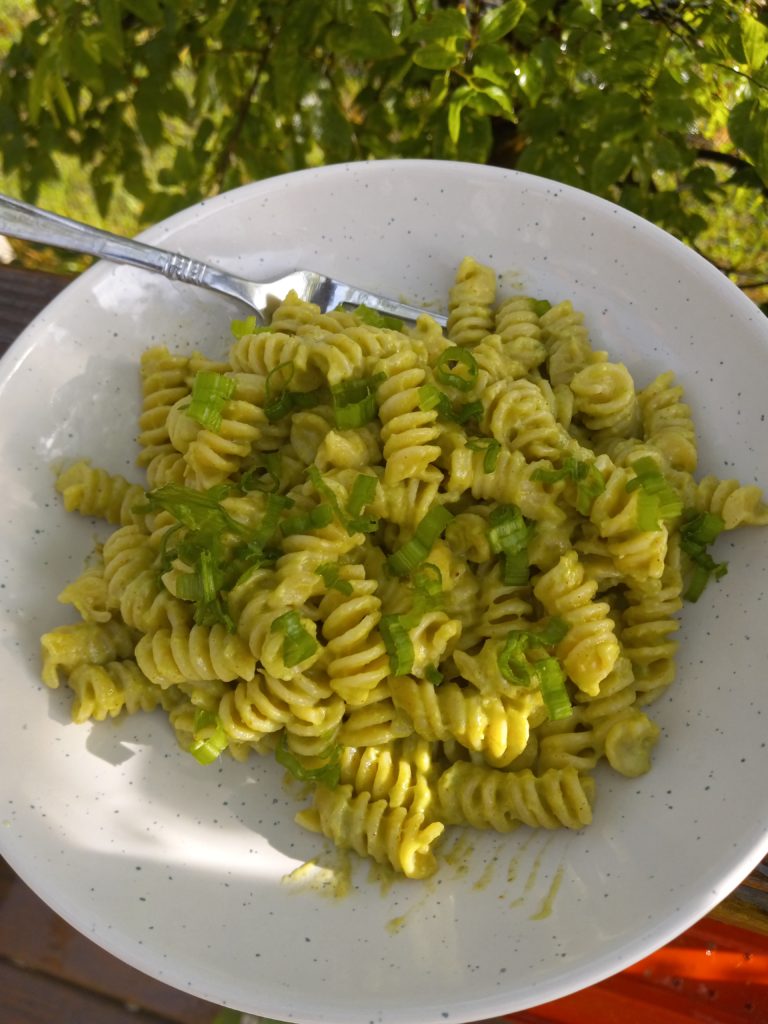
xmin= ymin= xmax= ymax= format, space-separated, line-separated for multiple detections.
xmin=0 ymin=193 xmax=215 ymax=285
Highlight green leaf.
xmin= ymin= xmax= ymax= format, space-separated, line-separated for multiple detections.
xmin=92 ymin=178 xmax=114 ymax=219
xmin=477 ymin=0 xmax=526 ymax=45
xmin=329 ymin=12 xmax=402 ymax=59
xmin=590 ymin=144 xmax=633 ymax=193
xmin=53 ymin=76 xmax=76 ymax=126
xmin=412 ymin=42 xmax=459 ymax=70
xmin=470 ymin=81 xmax=515 ymax=120
xmin=578 ymin=0 xmax=602 ymax=16
xmin=515 ymin=54 xmax=545 ymax=106
xmin=407 ymin=8 xmax=470 ymax=44
xmin=741 ymin=13 xmax=768 ymax=73
xmin=97 ymin=0 xmax=124 ymax=65
xmin=729 ymin=99 xmax=768 ymax=184
xmin=123 ymin=0 xmax=164 ymax=25
xmin=448 ymin=85 xmax=472 ymax=144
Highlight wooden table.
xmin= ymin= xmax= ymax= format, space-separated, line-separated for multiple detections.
xmin=1 ymin=262 xmax=767 ymax=1024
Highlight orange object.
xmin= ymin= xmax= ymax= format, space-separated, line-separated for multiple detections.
xmin=504 ymin=919 xmax=768 ymax=1024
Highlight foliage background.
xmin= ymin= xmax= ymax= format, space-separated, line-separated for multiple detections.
xmin=0 ymin=0 xmax=766 ymax=307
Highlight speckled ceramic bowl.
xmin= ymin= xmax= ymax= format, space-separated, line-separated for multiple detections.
xmin=1 ymin=161 xmax=767 ymax=1024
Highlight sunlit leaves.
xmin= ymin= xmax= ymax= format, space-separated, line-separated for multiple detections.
xmin=739 ymin=13 xmax=768 ymax=73
xmin=729 ymin=100 xmax=768 ymax=186
xmin=477 ymin=1 xmax=526 ymax=45
xmin=0 ymin=0 xmax=764 ymax=304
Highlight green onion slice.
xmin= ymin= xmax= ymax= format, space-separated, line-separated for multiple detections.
xmin=434 ymin=347 xmax=478 ymax=392
xmin=497 ymin=631 xmax=535 ymax=685
xmin=425 ymin=664 xmax=443 ymax=686
xmin=454 ymin=399 xmax=483 ymax=424
xmin=186 ymin=371 xmax=236 ymax=432
xmin=497 ymin=617 xmax=572 ymax=719
xmin=466 ymin=437 xmax=501 ymax=473
xmin=626 ymin=457 xmax=683 ymax=530
xmin=680 ymin=509 xmax=728 ymax=601
xmin=532 ymin=457 xmax=606 ymax=515
xmin=387 ymin=504 xmax=454 ymax=576
xmin=231 ymin=316 xmax=271 ymax=338
xmin=264 ymin=361 xmax=296 ymax=421
xmin=315 ymin=563 xmax=354 ymax=595
xmin=353 ymin=305 xmax=404 ymax=331
xmin=275 ymin=732 xmax=341 ymax=787
xmin=280 ymin=503 xmax=334 ymax=536
xmin=418 ymin=384 xmax=447 ymax=413
xmin=418 ymin=385 xmax=483 ymax=425
xmin=189 ymin=709 xmax=229 ymax=765
xmin=347 ymin=473 xmax=378 ymax=517
xmin=488 ymin=505 xmax=532 ymax=586
xmin=306 ymin=467 xmax=378 ymax=536
xmin=331 ymin=374 xmax=385 ymax=429
xmin=270 ymin=610 xmax=319 ymax=667
xmin=533 ymin=616 xmax=570 ymax=647
xmin=536 ymin=658 xmax=572 ymax=720
xmin=240 ymin=452 xmax=282 ymax=494
xmin=380 ymin=614 xmax=415 ymax=675
xmin=530 ymin=299 xmax=552 ymax=317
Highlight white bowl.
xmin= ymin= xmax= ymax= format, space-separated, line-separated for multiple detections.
xmin=1 ymin=160 xmax=767 ymax=1024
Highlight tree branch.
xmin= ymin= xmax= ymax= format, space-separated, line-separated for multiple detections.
xmin=207 ymin=26 xmax=279 ymax=194
xmin=694 ymin=148 xmax=768 ymax=198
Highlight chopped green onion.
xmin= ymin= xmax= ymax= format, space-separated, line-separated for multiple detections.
xmin=280 ymin=503 xmax=334 ymax=536
xmin=536 ymin=658 xmax=572 ymax=720
xmin=270 ymin=611 xmax=319 ymax=667
xmin=231 ymin=316 xmax=271 ymax=338
xmin=532 ymin=457 xmax=605 ymax=515
xmin=418 ymin=384 xmax=447 ymax=413
xmin=418 ymin=385 xmax=482 ymax=425
xmin=276 ymin=732 xmax=341 ymax=787
xmin=387 ymin=504 xmax=454 ymax=576
xmin=488 ymin=505 xmax=532 ymax=586
xmin=185 ymin=371 xmax=236 ymax=432
xmin=635 ymin=490 xmax=663 ymax=532
xmin=189 ymin=709 xmax=229 ymax=765
xmin=501 ymin=549 xmax=529 ymax=586
xmin=467 ymin=437 xmax=501 ymax=473
xmin=380 ymin=614 xmax=415 ymax=675
xmin=411 ymin=561 xmax=443 ymax=599
xmin=497 ymin=618 xmax=572 ymax=721
xmin=353 ymin=305 xmax=404 ymax=331
xmin=347 ymin=474 xmax=378 ymax=517
xmin=626 ymin=457 xmax=683 ymax=530
xmin=533 ymin=616 xmax=570 ymax=647
xmin=680 ymin=509 xmax=728 ymax=601
xmin=331 ymin=375 xmax=384 ymax=429
xmin=530 ymin=299 xmax=552 ymax=317
xmin=157 ymin=521 xmax=183 ymax=575
xmin=434 ymin=347 xmax=478 ymax=392
xmin=240 ymin=452 xmax=282 ymax=494
xmin=139 ymin=483 xmax=238 ymax=533
xmin=315 ymin=563 xmax=354 ymax=596
xmin=144 ymin=484 xmax=285 ymax=631
xmin=454 ymin=399 xmax=483 ymax=424
xmin=307 ymin=464 xmax=347 ymax=520
xmin=264 ymin=361 xmax=295 ymax=421
xmin=425 ymin=664 xmax=443 ymax=686
xmin=497 ymin=631 xmax=535 ymax=685
xmin=306 ymin=466 xmax=377 ymax=536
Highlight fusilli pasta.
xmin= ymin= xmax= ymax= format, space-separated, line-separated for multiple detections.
xmin=40 ymin=256 xmax=767 ymax=880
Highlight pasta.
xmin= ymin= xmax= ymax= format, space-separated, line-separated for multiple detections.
xmin=40 ymin=257 xmax=768 ymax=880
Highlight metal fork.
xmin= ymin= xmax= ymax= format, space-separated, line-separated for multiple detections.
xmin=0 ymin=193 xmax=447 ymax=327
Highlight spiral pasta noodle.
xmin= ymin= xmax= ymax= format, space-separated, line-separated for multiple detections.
xmin=40 ymin=256 xmax=767 ymax=880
